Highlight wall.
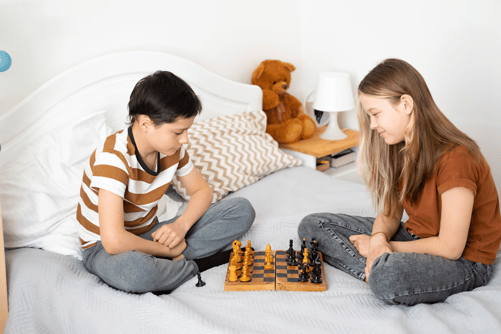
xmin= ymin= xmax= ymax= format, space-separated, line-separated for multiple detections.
xmin=0 ymin=0 xmax=302 ymax=115
xmin=299 ymin=0 xmax=501 ymax=190
xmin=1 ymin=0 xmax=500 ymax=189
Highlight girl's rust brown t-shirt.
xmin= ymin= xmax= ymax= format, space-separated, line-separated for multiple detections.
xmin=403 ymin=146 xmax=501 ymax=265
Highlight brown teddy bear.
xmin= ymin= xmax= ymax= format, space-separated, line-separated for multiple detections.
xmin=251 ymin=60 xmax=316 ymax=144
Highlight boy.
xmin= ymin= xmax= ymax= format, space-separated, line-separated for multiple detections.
xmin=77 ymin=71 xmax=255 ymax=293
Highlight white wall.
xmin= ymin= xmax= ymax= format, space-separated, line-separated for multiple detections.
xmin=0 ymin=0 xmax=303 ymax=115
xmin=1 ymin=0 xmax=500 ymax=189
xmin=299 ymin=0 xmax=501 ymax=190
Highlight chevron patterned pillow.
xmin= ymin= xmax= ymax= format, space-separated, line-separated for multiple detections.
xmin=172 ymin=110 xmax=302 ymax=202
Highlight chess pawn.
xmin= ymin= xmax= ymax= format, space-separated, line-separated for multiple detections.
xmin=302 ymin=253 xmax=309 ymax=273
xmin=229 ymin=265 xmax=238 ymax=282
xmin=264 ymin=253 xmax=274 ymax=270
xmin=240 ymin=265 xmax=251 ymax=282
xmin=246 ymin=240 xmax=254 ymax=255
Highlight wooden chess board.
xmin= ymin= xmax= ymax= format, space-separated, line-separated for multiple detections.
xmin=275 ymin=251 xmax=326 ymax=292
xmin=224 ymin=250 xmax=327 ymax=292
xmin=224 ymin=251 xmax=276 ymax=291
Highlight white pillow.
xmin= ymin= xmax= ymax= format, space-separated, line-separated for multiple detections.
xmin=0 ymin=111 xmax=109 ymax=259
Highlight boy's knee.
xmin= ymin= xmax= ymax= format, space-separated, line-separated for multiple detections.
xmin=233 ymin=197 xmax=255 ymax=229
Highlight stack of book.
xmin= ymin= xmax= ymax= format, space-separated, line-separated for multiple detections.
xmin=330 ymin=149 xmax=356 ymax=168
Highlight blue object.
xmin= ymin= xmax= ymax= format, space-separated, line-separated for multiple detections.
xmin=0 ymin=51 xmax=12 ymax=72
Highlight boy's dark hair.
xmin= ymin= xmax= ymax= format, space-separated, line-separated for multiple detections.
xmin=127 ymin=71 xmax=202 ymax=125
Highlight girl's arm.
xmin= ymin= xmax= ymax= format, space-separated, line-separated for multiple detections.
xmin=150 ymin=167 xmax=213 ymax=249
xmin=390 ymin=186 xmax=474 ymax=260
xmin=99 ymin=189 xmax=186 ymax=257
xmin=350 ymin=205 xmax=403 ymax=281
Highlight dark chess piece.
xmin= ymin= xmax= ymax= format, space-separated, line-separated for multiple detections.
xmin=310 ymin=257 xmax=322 ymax=284
xmin=309 ymin=238 xmax=318 ymax=262
xmin=286 ymin=240 xmax=298 ymax=266
xmin=195 ymin=271 xmax=206 ymax=287
xmin=298 ymin=263 xmax=309 ymax=282
xmin=297 ymin=238 xmax=306 ymax=263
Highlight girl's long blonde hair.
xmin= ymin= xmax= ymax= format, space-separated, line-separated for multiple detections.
xmin=357 ymin=59 xmax=481 ymax=219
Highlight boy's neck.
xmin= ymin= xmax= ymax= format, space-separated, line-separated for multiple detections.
xmin=131 ymin=123 xmax=157 ymax=163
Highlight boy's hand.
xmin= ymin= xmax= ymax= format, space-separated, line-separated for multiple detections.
xmin=151 ymin=221 xmax=188 ymax=249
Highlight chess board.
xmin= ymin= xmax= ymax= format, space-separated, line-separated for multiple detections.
xmin=224 ymin=250 xmax=327 ymax=292
xmin=224 ymin=251 xmax=276 ymax=291
xmin=275 ymin=251 xmax=327 ymax=292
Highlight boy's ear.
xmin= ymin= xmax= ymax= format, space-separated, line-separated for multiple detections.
xmin=137 ymin=115 xmax=153 ymax=130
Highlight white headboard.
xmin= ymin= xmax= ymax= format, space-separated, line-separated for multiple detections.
xmin=0 ymin=51 xmax=262 ymax=168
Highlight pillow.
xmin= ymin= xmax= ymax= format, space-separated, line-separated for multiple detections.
xmin=0 ymin=111 xmax=110 ymax=260
xmin=172 ymin=110 xmax=302 ymax=202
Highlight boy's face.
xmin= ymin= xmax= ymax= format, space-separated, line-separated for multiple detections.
xmin=148 ymin=116 xmax=196 ymax=156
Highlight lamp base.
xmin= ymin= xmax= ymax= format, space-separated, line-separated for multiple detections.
xmin=320 ymin=114 xmax=347 ymax=140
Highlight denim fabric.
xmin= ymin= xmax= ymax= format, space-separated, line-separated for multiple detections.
xmin=298 ymin=213 xmax=493 ymax=306
xmin=83 ymin=197 xmax=255 ymax=293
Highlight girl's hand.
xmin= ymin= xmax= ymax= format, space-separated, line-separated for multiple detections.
xmin=349 ymin=234 xmax=371 ymax=258
xmin=365 ymin=235 xmax=393 ymax=282
xmin=151 ymin=221 xmax=188 ymax=249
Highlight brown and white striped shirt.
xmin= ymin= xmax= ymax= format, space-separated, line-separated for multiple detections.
xmin=76 ymin=126 xmax=193 ymax=249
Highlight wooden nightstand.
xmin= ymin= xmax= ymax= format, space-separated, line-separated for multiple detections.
xmin=279 ymin=125 xmax=360 ymax=169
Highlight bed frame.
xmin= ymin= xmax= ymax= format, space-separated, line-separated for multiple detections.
xmin=0 ymin=51 xmax=262 ymax=328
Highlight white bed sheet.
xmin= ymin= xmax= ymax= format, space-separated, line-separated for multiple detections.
xmin=5 ymin=167 xmax=501 ymax=334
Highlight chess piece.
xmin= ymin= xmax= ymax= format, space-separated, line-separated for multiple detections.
xmin=229 ymin=265 xmax=238 ymax=282
xmin=240 ymin=265 xmax=251 ymax=282
xmin=302 ymin=249 xmax=309 ymax=273
xmin=298 ymin=263 xmax=309 ymax=282
xmin=243 ymin=258 xmax=252 ymax=273
xmin=310 ymin=257 xmax=322 ymax=284
xmin=230 ymin=253 xmax=242 ymax=270
xmin=264 ymin=252 xmax=274 ymax=270
xmin=246 ymin=240 xmax=254 ymax=255
xmin=309 ymin=238 xmax=318 ymax=262
xmin=232 ymin=240 xmax=241 ymax=263
xmin=244 ymin=249 xmax=253 ymax=265
xmin=196 ymin=271 xmax=206 ymax=287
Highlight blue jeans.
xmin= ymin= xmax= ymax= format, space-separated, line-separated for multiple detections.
xmin=83 ymin=197 xmax=255 ymax=293
xmin=298 ymin=213 xmax=493 ymax=306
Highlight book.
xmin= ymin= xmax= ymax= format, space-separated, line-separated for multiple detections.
xmin=330 ymin=149 xmax=355 ymax=168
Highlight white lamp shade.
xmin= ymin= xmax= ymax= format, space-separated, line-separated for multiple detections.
xmin=313 ymin=72 xmax=355 ymax=112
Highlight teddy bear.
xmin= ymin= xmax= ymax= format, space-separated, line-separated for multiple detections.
xmin=251 ymin=60 xmax=316 ymax=144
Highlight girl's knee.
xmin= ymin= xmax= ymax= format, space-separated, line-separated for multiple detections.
xmin=298 ymin=213 xmax=333 ymax=238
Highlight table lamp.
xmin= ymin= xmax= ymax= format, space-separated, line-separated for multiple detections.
xmin=313 ymin=72 xmax=355 ymax=140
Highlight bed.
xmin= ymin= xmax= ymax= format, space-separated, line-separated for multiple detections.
xmin=1 ymin=51 xmax=500 ymax=334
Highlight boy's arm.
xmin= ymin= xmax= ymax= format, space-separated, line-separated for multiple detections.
xmin=99 ymin=189 xmax=185 ymax=257
xmin=390 ymin=187 xmax=473 ymax=260
xmin=150 ymin=167 xmax=213 ymax=249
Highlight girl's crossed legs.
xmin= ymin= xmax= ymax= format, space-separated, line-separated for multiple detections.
xmin=298 ymin=213 xmax=493 ymax=305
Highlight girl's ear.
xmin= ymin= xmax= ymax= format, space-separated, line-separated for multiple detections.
xmin=401 ymin=95 xmax=414 ymax=115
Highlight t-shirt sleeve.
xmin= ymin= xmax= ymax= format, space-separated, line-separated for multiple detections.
xmin=436 ymin=147 xmax=479 ymax=196
xmin=90 ymin=151 xmax=129 ymax=198
xmin=176 ymin=145 xmax=194 ymax=177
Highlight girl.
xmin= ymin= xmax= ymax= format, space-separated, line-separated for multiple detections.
xmin=299 ymin=59 xmax=501 ymax=305
xmin=78 ymin=71 xmax=255 ymax=293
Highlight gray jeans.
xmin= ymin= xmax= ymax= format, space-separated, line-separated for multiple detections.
xmin=298 ymin=213 xmax=493 ymax=306
xmin=83 ymin=197 xmax=255 ymax=293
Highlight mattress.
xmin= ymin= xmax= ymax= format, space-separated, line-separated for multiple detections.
xmin=5 ymin=167 xmax=501 ymax=333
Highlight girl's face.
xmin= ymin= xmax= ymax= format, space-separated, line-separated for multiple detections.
xmin=359 ymin=93 xmax=413 ymax=145
xmin=148 ymin=116 xmax=195 ymax=156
